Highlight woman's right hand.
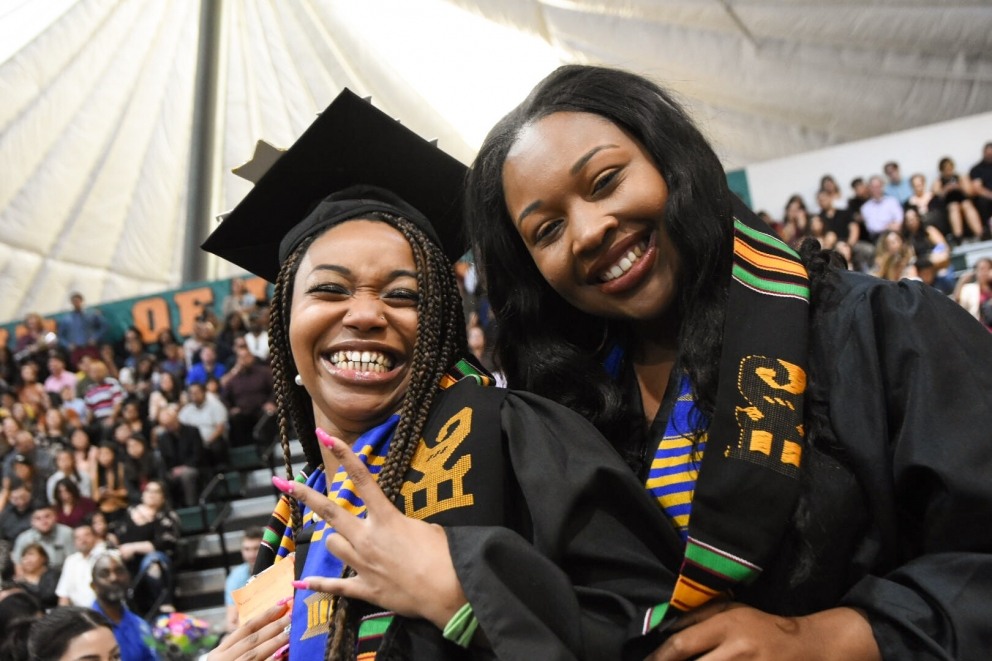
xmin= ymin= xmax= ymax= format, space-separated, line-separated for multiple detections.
xmin=206 ymin=599 xmax=292 ymax=660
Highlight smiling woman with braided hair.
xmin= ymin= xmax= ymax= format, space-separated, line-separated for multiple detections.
xmin=200 ymin=89 xmax=673 ymax=661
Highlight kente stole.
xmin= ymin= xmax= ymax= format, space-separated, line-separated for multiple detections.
xmin=641 ymin=200 xmax=810 ymax=634
xmin=259 ymin=358 xmax=493 ymax=659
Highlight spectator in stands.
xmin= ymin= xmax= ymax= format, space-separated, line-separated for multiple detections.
xmin=934 ymin=156 xmax=985 ymax=244
xmin=69 ymin=427 xmax=98 ymax=482
xmin=224 ymin=525 xmax=263 ymax=632
xmin=82 ymin=361 xmax=125 ymax=436
xmin=154 ymin=407 xmax=202 ymax=508
xmin=847 ymin=176 xmax=869 ymax=215
xmin=907 ymin=173 xmax=936 ymax=216
xmin=969 ymin=141 xmax=992 ymax=225
xmin=147 ymin=370 xmax=183 ymax=429
xmin=955 ymin=257 xmax=992 ymax=328
xmin=16 ymin=361 xmax=48 ymax=424
xmin=901 ymin=207 xmax=953 ymax=292
xmin=43 ymin=351 xmax=77 ymax=401
xmin=89 ymin=511 xmax=110 ymax=546
xmin=89 ymin=551 xmax=157 ymax=661
xmin=59 ymin=385 xmax=88 ymax=427
xmin=13 ymin=542 xmax=58 ymax=608
xmin=7 ymin=454 xmax=47 ymax=510
xmin=52 ymin=478 xmax=96 ymax=528
xmin=46 ymin=448 xmax=93 ymax=502
xmin=0 ymin=484 xmax=35 ymax=544
xmin=860 ymin=175 xmax=904 ymax=241
xmin=220 ymin=336 xmax=274 ymax=448
xmin=12 ymin=505 xmax=73 ymax=570
xmin=58 ymin=293 xmax=107 ymax=370
xmin=119 ymin=355 xmax=157 ymax=405
xmin=108 ymin=480 xmax=180 ymax=616
xmin=0 ymin=346 xmax=16 ymax=394
xmin=122 ymin=432 xmax=164 ymax=505
xmin=91 ymin=442 xmax=128 ymax=525
xmin=871 ymin=229 xmax=918 ymax=282
xmin=182 ymin=317 xmax=217 ymax=369
xmin=185 ymin=343 xmax=226 ymax=387
xmin=813 ymin=188 xmax=855 ymax=250
xmin=778 ymin=194 xmax=809 ymax=247
xmin=27 ymin=606 xmax=120 ymax=661
xmin=818 ymin=174 xmax=846 ymax=209
xmin=883 ymin=160 xmax=912 ymax=204
xmin=1 ymin=432 xmax=54 ymax=508
xmin=243 ymin=308 xmax=270 ymax=363
xmin=178 ymin=381 xmax=228 ymax=467
xmin=39 ymin=407 xmax=71 ymax=449
xmin=221 ymin=277 xmax=257 ymax=320
xmin=98 ymin=344 xmax=120 ymax=381
xmin=13 ymin=313 xmax=55 ymax=372
xmin=55 ymin=523 xmax=106 ymax=607
xmin=217 ymin=310 xmax=248 ymax=361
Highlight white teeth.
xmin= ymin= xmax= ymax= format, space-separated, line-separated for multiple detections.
xmin=600 ymin=242 xmax=647 ymax=282
xmin=328 ymin=350 xmax=395 ymax=372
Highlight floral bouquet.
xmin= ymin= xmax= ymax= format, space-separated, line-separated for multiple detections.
xmin=149 ymin=612 xmax=221 ymax=660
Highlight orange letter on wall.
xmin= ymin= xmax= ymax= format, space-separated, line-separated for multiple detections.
xmin=174 ymin=288 xmax=215 ymax=338
xmin=131 ymin=298 xmax=171 ymax=344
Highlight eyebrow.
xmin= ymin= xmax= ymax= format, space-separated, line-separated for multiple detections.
xmin=515 ymin=143 xmax=621 ymax=226
xmin=310 ymin=265 xmax=417 ymax=280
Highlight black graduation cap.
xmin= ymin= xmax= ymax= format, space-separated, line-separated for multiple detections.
xmin=201 ymin=89 xmax=468 ymax=283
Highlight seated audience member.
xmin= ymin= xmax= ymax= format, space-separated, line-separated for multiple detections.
xmin=934 ymin=156 xmax=985 ymax=243
xmin=89 ymin=551 xmax=157 ymax=661
xmin=907 ymin=173 xmax=937 ymax=216
xmin=12 ymin=505 xmax=74 ymax=570
xmin=108 ymin=480 xmax=180 ymax=616
xmin=901 ymin=206 xmax=953 ymax=293
xmin=56 ymin=523 xmax=106 ymax=607
xmin=82 ymin=360 xmax=125 ymax=435
xmin=91 ymin=442 xmax=129 ymax=524
xmin=46 ymin=448 xmax=93 ymax=502
xmin=182 ymin=318 xmax=217 ymax=370
xmin=27 ymin=606 xmax=121 ymax=661
xmin=122 ymin=433 xmax=164 ymax=505
xmin=219 ymin=336 xmax=274 ymax=448
xmin=147 ymin=371 xmax=184 ymax=429
xmin=221 ymin=276 xmax=257 ymax=319
xmin=872 ymin=229 xmax=918 ymax=282
xmin=0 ymin=485 xmax=35 ymax=544
xmin=243 ymin=308 xmax=270 ymax=362
xmin=860 ymin=175 xmax=904 ymax=241
xmin=6 ymin=453 xmax=48 ymax=510
xmin=13 ymin=542 xmax=58 ymax=609
xmin=157 ymin=341 xmax=187 ymax=383
xmin=955 ymin=257 xmax=992 ymax=329
xmin=15 ymin=362 xmax=48 ymax=424
xmin=52 ymin=478 xmax=96 ymax=528
xmin=154 ymin=408 xmax=202 ymax=508
xmin=43 ymin=351 xmax=77 ymax=400
xmin=89 ymin=511 xmax=110 ymax=546
xmin=185 ymin=343 xmax=226 ymax=387
xmin=778 ymin=194 xmax=809 ymax=247
xmin=224 ymin=526 xmax=263 ymax=632
xmin=883 ymin=160 xmax=912 ymax=204
xmin=13 ymin=313 xmax=54 ymax=372
xmin=69 ymin=426 xmax=98 ymax=480
xmin=818 ymin=173 xmax=846 ymax=209
xmin=969 ymin=141 xmax=992 ymax=224
xmin=216 ymin=310 xmax=248 ymax=360
xmin=178 ymin=381 xmax=228 ymax=467
xmin=39 ymin=407 xmax=71 ymax=449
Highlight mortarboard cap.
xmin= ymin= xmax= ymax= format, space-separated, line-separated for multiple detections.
xmin=201 ymin=89 xmax=468 ymax=282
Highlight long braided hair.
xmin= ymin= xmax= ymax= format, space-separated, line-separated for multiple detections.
xmin=268 ymin=212 xmax=468 ymax=660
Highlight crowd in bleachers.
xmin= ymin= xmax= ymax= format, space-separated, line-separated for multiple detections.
xmin=0 ymin=279 xmax=279 ymax=657
xmin=753 ymin=142 xmax=992 ymax=331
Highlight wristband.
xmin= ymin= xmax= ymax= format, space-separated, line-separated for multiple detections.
xmin=442 ymin=602 xmax=478 ymax=648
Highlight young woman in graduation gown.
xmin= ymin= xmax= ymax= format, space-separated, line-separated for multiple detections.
xmin=201 ymin=89 xmax=674 ymax=660
xmin=462 ymin=65 xmax=992 ymax=659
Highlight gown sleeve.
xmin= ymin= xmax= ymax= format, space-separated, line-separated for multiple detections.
xmin=446 ymin=390 xmax=678 ymax=661
xmin=822 ymin=275 xmax=992 ymax=659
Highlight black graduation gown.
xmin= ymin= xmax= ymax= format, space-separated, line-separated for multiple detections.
xmin=257 ymin=379 xmax=676 ymax=660
xmin=705 ymin=270 xmax=992 ymax=660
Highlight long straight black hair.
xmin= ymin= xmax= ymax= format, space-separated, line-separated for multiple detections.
xmin=465 ymin=65 xmax=734 ymax=440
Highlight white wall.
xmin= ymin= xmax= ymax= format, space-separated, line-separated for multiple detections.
xmin=744 ymin=112 xmax=992 ymax=217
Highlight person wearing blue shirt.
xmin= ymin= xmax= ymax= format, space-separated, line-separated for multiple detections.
xmin=58 ymin=292 xmax=107 ymax=369
xmin=90 ymin=551 xmax=157 ymax=661
xmin=224 ymin=526 xmax=262 ymax=632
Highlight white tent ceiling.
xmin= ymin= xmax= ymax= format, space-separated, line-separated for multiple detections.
xmin=1 ymin=0 xmax=990 ymax=321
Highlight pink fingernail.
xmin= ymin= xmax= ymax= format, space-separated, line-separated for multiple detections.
xmin=276 ymin=596 xmax=292 ymax=606
xmin=272 ymin=642 xmax=290 ymax=659
xmin=315 ymin=428 xmax=335 ymax=449
xmin=292 ymin=579 xmax=308 ymax=590
xmin=272 ymin=476 xmax=293 ymax=494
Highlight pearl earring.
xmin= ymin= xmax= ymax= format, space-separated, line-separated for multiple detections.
xmin=294 ymin=374 xmax=304 ymax=386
